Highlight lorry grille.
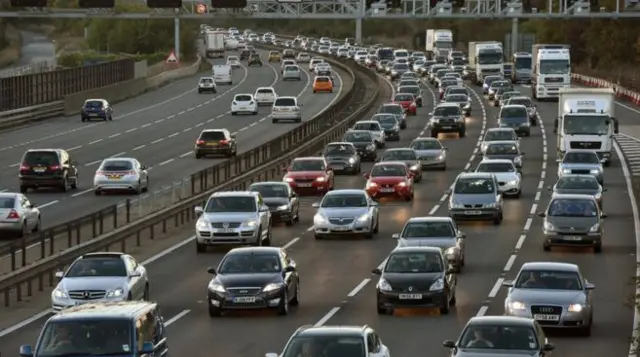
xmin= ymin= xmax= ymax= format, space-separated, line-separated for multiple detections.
xmin=544 ymin=77 xmax=563 ymax=83
xmin=570 ymin=141 xmax=601 ymax=150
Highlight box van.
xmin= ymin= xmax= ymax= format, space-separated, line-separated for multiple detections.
xmin=19 ymin=301 xmax=168 ymax=357
xmin=212 ymin=64 xmax=232 ymax=85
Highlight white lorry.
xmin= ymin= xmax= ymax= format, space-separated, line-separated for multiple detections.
xmin=532 ymin=44 xmax=571 ymax=101
xmin=425 ymin=29 xmax=453 ymax=59
xmin=555 ymin=88 xmax=619 ymax=166
xmin=205 ymin=30 xmax=225 ymax=58
xmin=468 ymin=41 xmax=504 ymax=85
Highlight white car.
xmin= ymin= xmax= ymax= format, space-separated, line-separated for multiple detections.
xmin=272 ymin=96 xmax=301 ymax=123
xmin=475 ymin=159 xmax=522 ymax=197
xmin=197 ymin=77 xmax=217 ymax=94
xmin=296 ymin=52 xmax=310 ymax=62
xmin=231 ymin=94 xmax=258 ymax=115
xmin=309 ymin=58 xmax=324 ymax=72
xmin=337 ymin=47 xmax=350 ymax=58
xmin=480 ymin=128 xmax=520 ymax=154
xmin=254 ymin=87 xmax=277 ymax=105
xmin=226 ymin=56 xmax=241 ymax=68
xmin=317 ymin=46 xmax=330 ymax=54
xmin=247 ymin=34 xmax=259 ymax=42
xmin=354 ymin=51 xmax=368 ymax=63
xmin=281 ymin=59 xmax=296 ymax=72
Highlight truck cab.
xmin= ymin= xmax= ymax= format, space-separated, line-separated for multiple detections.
xmin=532 ymin=45 xmax=571 ymax=101
xmin=468 ymin=41 xmax=504 ymax=85
xmin=511 ymin=52 xmax=532 ymax=84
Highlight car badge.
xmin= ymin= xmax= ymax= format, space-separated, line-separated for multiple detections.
xmin=540 ymin=307 xmax=554 ymax=313
xmin=84 ymin=291 xmax=90 ymax=298
xmin=408 ymin=286 xmax=413 ymax=292
xmin=222 ymin=222 xmax=229 ymax=229
xmin=239 ymin=290 xmax=248 ymax=293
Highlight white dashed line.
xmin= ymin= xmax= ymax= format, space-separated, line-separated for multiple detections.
xmin=151 ymin=138 xmax=164 ymax=144
xmin=88 ymin=139 xmax=103 ymax=145
xmin=133 ymin=145 xmax=146 ymax=151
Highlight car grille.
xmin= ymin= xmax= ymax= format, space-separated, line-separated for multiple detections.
xmin=381 ymin=184 xmax=394 ymax=188
xmin=420 ymin=156 xmax=437 ymax=161
xmin=211 ymin=223 xmax=241 ymax=228
xmin=570 ymin=169 xmax=590 ymax=175
xmin=392 ymin=282 xmax=432 ymax=292
xmin=226 ymin=287 xmax=262 ymax=296
xmin=294 ymin=178 xmax=315 ymax=183
xmin=68 ymin=290 xmax=107 ymax=300
xmin=329 ymin=218 xmax=355 ymax=225
xmin=463 ymin=204 xmax=484 ymax=208
xmin=439 ymin=118 xmax=455 ymax=124
xmin=544 ymin=77 xmax=563 ymax=83
xmin=531 ymin=305 xmax=562 ymax=325
xmin=569 ymin=141 xmax=601 ymax=150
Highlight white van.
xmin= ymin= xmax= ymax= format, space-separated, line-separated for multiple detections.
xmin=212 ymin=65 xmax=232 ymax=85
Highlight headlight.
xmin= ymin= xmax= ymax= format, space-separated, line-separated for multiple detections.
xmin=514 ymin=156 xmax=522 ymax=163
xmin=366 ymin=144 xmax=375 ymax=151
xmin=590 ymin=169 xmax=600 ymax=174
xmin=208 ymin=282 xmax=225 ymax=293
xmin=437 ymin=154 xmax=445 ymax=160
xmin=410 ymin=165 xmax=419 ymax=171
xmin=366 ymin=181 xmax=378 ymax=189
xmin=543 ymin=221 xmax=556 ymax=231
xmin=391 ymin=71 xmax=397 ymax=75
xmin=507 ymin=180 xmax=518 ymax=186
xmin=595 ymin=193 xmax=602 ymax=200
xmin=356 ymin=214 xmax=370 ymax=222
xmin=106 ymin=288 xmax=124 ymax=297
xmin=489 ymin=89 xmax=495 ymax=94
xmin=398 ymin=182 xmax=407 ymax=187
xmin=484 ymin=202 xmax=498 ymax=208
xmin=589 ymin=223 xmax=600 ymax=232
xmin=429 ymin=278 xmax=444 ymax=291
xmin=348 ymin=157 xmax=356 ymax=164
xmin=377 ymin=278 xmax=392 ymax=291
xmin=316 ymin=177 xmax=326 ymax=182
xmin=314 ymin=214 xmax=328 ymax=224
xmin=53 ymin=288 xmax=68 ymax=298
xmin=393 ymin=125 xmax=400 ymax=131
xmin=263 ymin=283 xmax=284 ymax=292
xmin=568 ymin=303 xmax=583 ymax=312
xmin=445 ymin=247 xmax=457 ymax=258
xmin=562 ymin=168 xmax=571 ymax=174
xmin=277 ymin=205 xmax=289 ymax=211
xmin=509 ymin=301 xmax=526 ymax=310
xmin=244 ymin=220 xmax=258 ymax=227
xmin=284 ymin=177 xmax=294 ymax=182
xmin=464 ymin=103 xmax=471 ymax=109
xmin=449 ymin=202 xmax=463 ymax=209
xmin=196 ymin=219 xmax=210 ymax=230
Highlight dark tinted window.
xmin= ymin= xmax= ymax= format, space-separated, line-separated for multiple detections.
xmin=500 ymin=107 xmax=527 ymax=118
xmin=563 ymin=152 xmax=599 ymax=164
xmin=275 ymin=98 xmax=296 ymax=106
xmin=382 ymin=150 xmax=416 ymax=161
xmin=219 ymin=253 xmax=281 ymax=274
xmin=200 ymin=131 xmax=226 ymax=141
xmin=290 ymin=160 xmax=325 ymax=171
xmin=446 ymin=95 xmax=468 ymax=102
xmin=434 ymin=106 xmax=461 ymax=116
xmin=515 ymin=270 xmax=582 ymax=290
xmin=410 ymin=140 xmax=441 ymax=150
xmin=548 ymin=198 xmax=597 ymax=217
xmin=556 ymin=176 xmax=599 ymax=190
xmin=508 ymin=98 xmax=532 ymax=107
xmin=393 ymin=64 xmax=409 ymax=70
xmin=235 ymin=95 xmax=252 ymax=101
xmin=385 ymin=252 xmax=443 ymax=273
xmin=448 ymin=88 xmax=468 ymax=95
xmin=100 ymin=160 xmax=134 ymax=171
xmin=476 ymin=162 xmax=515 ymax=173
xmin=257 ymin=88 xmax=274 ymax=94
xmin=249 ymin=184 xmax=288 ymax=198
xmin=83 ymin=100 xmax=103 ymax=108
xmin=395 ymin=94 xmax=413 ymax=101
xmin=66 ymin=257 xmax=127 ymax=277
xmin=284 ymin=336 xmax=365 ymax=357
xmin=459 ymin=325 xmax=537 ymax=350
xmin=486 ymin=144 xmax=518 ymax=155
xmin=205 ymin=196 xmax=256 ymax=213
xmin=402 ymin=221 xmax=454 ymax=237
xmin=454 ymin=178 xmax=494 ymax=194
xmin=485 ymin=130 xmax=516 ymax=141
xmin=371 ymin=164 xmax=406 ymax=177
xmin=379 ymin=105 xmax=403 ymax=114
xmin=321 ymin=194 xmax=367 ymax=208
xmin=324 ymin=144 xmax=356 ymax=155
xmin=344 ymin=131 xmax=373 ymax=142
xmin=23 ymin=151 xmax=59 ymax=166
xmin=0 ymin=197 xmax=15 ymax=209
xmin=200 ymin=78 xmax=213 ymax=83
xmin=315 ymin=77 xmax=330 ymax=83
xmin=37 ymin=320 xmax=133 ymax=356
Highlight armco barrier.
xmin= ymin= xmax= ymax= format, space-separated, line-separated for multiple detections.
xmin=0 ymin=53 xmax=381 ymax=308
xmin=572 ymin=73 xmax=640 ymax=106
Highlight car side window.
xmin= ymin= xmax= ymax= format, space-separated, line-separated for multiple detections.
xmin=366 ymin=333 xmax=375 ymax=353
xmin=124 ymin=256 xmax=137 ymax=274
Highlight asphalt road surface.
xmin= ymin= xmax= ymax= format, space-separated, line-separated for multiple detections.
xmin=0 ymin=73 xmax=636 ymax=357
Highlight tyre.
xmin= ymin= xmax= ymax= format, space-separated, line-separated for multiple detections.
xmin=20 ymin=185 xmax=28 ymax=193
xmin=231 ymin=112 xmax=237 ymax=116
xmin=196 ymin=242 xmax=206 ymax=253
xmin=431 ymin=130 xmax=438 ymax=138
xmin=208 ymin=303 xmax=221 ymax=317
xmin=459 ymin=128 xmax=466 ymax=138
xmin=290 ymin=282 xmax=300 ymax=306
xmin=277 ymin=291 xmax=289 ymax=315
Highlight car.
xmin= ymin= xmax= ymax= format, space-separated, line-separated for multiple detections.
xmin=240 ymin=48 xmax=251 ymax=60
xmin=80 ymin=99 xmax=113 ymax=122
xmin=410 ymin=137 xmax=447 ymax=170
xmin=397 ymin=85 xmax=422 ymax=107
xmin=248 ymin=181 xmax=299 ymax=226
xmin=499 ymin=90 xmax=521 ymax=107
xmin=268 ymin=50 xmax=281 ymax=62
xmin=322 ymin=142 xmax=361 ymax=174
xmin=254 ymin=86 xmax=277 ymax=106
xmin=390 ymin=63 xmax=410 ymax=79
xmin=0 ymin=192 xmax=40 ymax=238
xmin=51 ymin=252 xmax=149 ymax=311
xmin=507 ymin=96 xmax=538 ymax=125
xmin=442 ymin=316 xmax=555 ymax=355
xmin=400 ymin=71 xmax=419 ymax=80
xmin=205 ymin=247 xmax=299 ymax=316
xmin=336 ymin=47 xmax=350 ymax=58
xmin=198 ymin=77 xmax=217 ymax=93
xmin=247 ymin=53 xmax=262 ymax=66
xmin=498 ymin=104 xmax=531 ymax=137
xmin=492 ymin=87 xmax=512 ymax=106
xmin=212 ymin=64 xmax=232 ymax=84
xmin=557 ymin=151 xmax=604 ymax=184
xmin=283 ymin=157 xmax=334 ymax=195
xmin=281 ymin=59 xmax=296 ymax=72
xmin=392 ymin=93 xmax=418 ymax=116
xmin=397 ymin=79 xmax=420 ymax=89
xmin=429 ymin=64 xmax=448 ymax=83
xmin=373 ymin=246 xmax=457 ymax=314
xmin=272 ymin=96 xmax=302 ymax=123
xmin=427 ymin=103 xmax=466 ymax=138
xmin=365 ymin=55 xmax=378 ymax=68
xmin=282 ymin=49 xmax=295 ymax=59
xmin=443 ymin=94 xmax=471 ymax=116
xmin=194 ymin=191 xmax=272 ymax=251
xmin=538 ymin=193 xmax=605 ymax=252
xmin=93 ymin=157 xmax=149 ymax=195
xmin=392 ymin=217 xmax=465 ymax=271
xmin=488 ymin=80 xmax=513 ymax=100
xmin=476 ymin=159 xmax=522 ymax=198
xmin=226 ymin=55 xmax=241 ymax=68
xmin=194 ymin=128 xmax=237 ymax=158
xmin=378 ymin=148 xmax=422 ymax=182
xmin=342 ymin=130 xmax=378 ymax=161
xmin=444 ymin=85 xmax=469 ymax=98
xmin=265 ymin=325 xmax=391 ymax=357
xmin=283 ymin=65 xmax=302 ymax=81
xmin=364 ymin=162 xmax=414 ymax=201
xmin=296 ymin=52 xmax=310 ymax=62
xmin=434 ymin=69 xmax=451 ymax=87
xmin=377 ymin=59 xmax=390 ymax=73
xmin=19 ymin=149 xmax=79 ymax=193
xmin=482 ymin=75 xmax=503 ymax=95
xmin=351 ymin=120 xmax=385 ymax=148
xmin=372 ymin=114 xmax=401 ymax=141
xmin=313 ymin=76 xmax=334 ymax=93
xmin=317 ymin=46 xmax=330 ymax=54
xmin=448 ymin=172 xmax=503 ymax=224
xmin=480 ymin=128 xmax=519 ymax=154
xmin=311 ymin=189 xmax=379 ymax=239
xmin=377 ymin=103 xmax=407 ymax=129
xmin=438 ymin=79 xmax=459 ymax=99
xmin=549 ymin=174 xmax=605 ymax=208
xmin=503 ymin=262 xmax=595 ymax=335
xmin=412 ymin=60 xmax=425 ymax=72
xmin=309 ymin=58 xmax=324 ymax=71
xmin=231 ymin=93 xmax=258 ymax=115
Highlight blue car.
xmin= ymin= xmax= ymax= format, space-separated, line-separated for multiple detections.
xmin=81 ymin=98 xmax=113 ymax=122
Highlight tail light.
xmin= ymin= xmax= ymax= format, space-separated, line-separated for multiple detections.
xmin=196 ymin=140 xmax=205 ymax=145
xmin=19 ymin=164 xmax=30 ymax=171
xmin=7 ymin=209 xmax=20 ymax=219
xmin=219 ymin=140 xmax=229 ymax=145
xmin=49 ymin=165 xmax=61 ymax=171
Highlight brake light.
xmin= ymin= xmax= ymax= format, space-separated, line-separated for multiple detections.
xmin=19 ymin=164 xmax=29 ymax=171
xmin=196 ymin=140 xmax=205 ymax=145
xmin=49 ymin=165 xmax=61 ymax=171
xmin=7 ymin=209 xmax=19 ymax=219
xmin=219 ymin=140 xmax=229 ymax=145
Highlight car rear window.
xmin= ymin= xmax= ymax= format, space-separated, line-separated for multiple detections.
xmin=84 ymin=100 xmax=103 ymax=108
xmin=23 ymin=151 xmax=59 ymax=166
xmin=395 ymin=94 xmax=413 ymax=101
xmin=315 ymin=77 xmax=330 ymax=83
xmin=257 ymin=88 xmax=274 ymax=94
xmin=200 ymin=78 xmax=213 ymax=83
xmin=200 ymin=131 xmax=226 ymax=140
xmin=235 ymin=95 xmax=252 ymax=101
xmin=285 ymin=66 xmax=298 ymax=71
xmin=100 ymin=160 xmax=133 ymax=171
xmin=0 ymin=197 xmax=15 ymax=209
xmin=275 ymin=98 xmax=296 ymax=106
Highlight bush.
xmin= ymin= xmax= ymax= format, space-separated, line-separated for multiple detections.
xmin=56 ymin=51 xmax=120 ymax=67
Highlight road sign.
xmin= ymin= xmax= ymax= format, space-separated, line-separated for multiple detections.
xmin=196 ymin=3 xmax=206 ymax=13
xmin=166 ymin=51 xmax=179 ymax=64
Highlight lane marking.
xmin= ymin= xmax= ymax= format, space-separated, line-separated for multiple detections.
xmin=36 ymin=200 xmax=59 ymax=209
xmin=347 ymin=278 xmax=370 ymax=297
xmin=165 ymin=309 xmax=190 ymax=326
xmin=88 ymin=139 xmax=103 ymax=145
xmin=314 ymin=307 xmax=341 ymax=327
xmin=72 ymin=188 xmax=93 ymax=197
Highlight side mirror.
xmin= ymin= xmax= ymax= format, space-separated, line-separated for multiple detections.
xmin=502 ymin=280 xmax=514 ymax=287
xmin=556 ymin=158 xmax=562 ymax=163
xmin=311 ymin=202 xmax=320 ymax=208
xmin=372 ymin=268 xmax=382 ymax=275
xmin=54 ymin=271 xmax=64 ymax=280
xmin=284 ymin=266 xmax=296 ymax=272
xmin=444 ymin=189 xmax=452 ymax=195
xmin=363 ymin=173 xmax=370 ymax=179
xmin=392 ymin=233 xmax=400 ymax=239
xmin=230 ymin=134 xmax=236 ymax=139
xmin=537 ymin=212 xmax=546 ymax=218
xmin=602 ymin=188 xmax=608 ymax=192
xmin=585 ymin=282 xmax=595 ymax=290
xmin=458 ymin=232 xmax=466 ymax=238
xmin=282 ymin=167 xmax=289 ymax=173
xmin=442 ymin=340 xmax=456 ymax=348
xmin=140 ymin=341 xmax=155 ymax=354
xmin=141 ymin=165 xmax=147 ymax=170
xmin=260 ymin=205 xmax=270 ymax=212
xmin=194 ymin=206 xmax=204 ymax=216
xmin=600 ymin=212 xmax=608 ymax=218
xmin=129 ymin=271 xmax=142 ymax=278
xmin=428 ymin=112 xmax=433 ymax=116
xmin=520 ymin=152 xmax=525 ymax=156
xmin=447 ymin=266 xmax=456 ymax=274
xmin=19 ymin=345 xmax=33 ymax=357
xmin=207 ymin=267 xmax=217 ymax=274
xmin=543 ymin=343 xmax=555 ymax=352
xmin=443 ymin=147 xmax=449 ymax=151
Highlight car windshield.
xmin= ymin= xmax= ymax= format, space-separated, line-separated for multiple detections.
xmin=452 ymin=59 xmax=465 ymax=65
xmin=315 ymin=77 xmax=330 ymax=83
xmin=100 ymin=160 xmax=133 ymax=171
xmin=249 ymin=184 xmax=288 ymax=198
xmin=454 ymin=178 xmax=494 ymax=194
xmin=434 ymin=106 xmax=461 ymax=116
xmin=484 ymin=131 xmax=515 ymax=141
xmin=371 ymin=165 xmax=406 ymax=177
xmin=484 ymin=77 xmax=501 ymax=85
xmin=501 ymin=107 xmax=527 ymax=118
xmin=402 ymin=221 xmax=454 ymax=238
xmin=548 ymin=198 xmax=598 ymax=217
xmin=325 ymin=144 xmax=355 ymax=156
xmin=459 ymin=325 xmax=538 ymax=350
xmin=344 ymin=132 xmax=372 ymax=142
xmin=200 ymin=131 xmax=225 ymax=141
xmin=400 ymin=86 xmax=419 ymax=94
xmin=275 ymin=98 xmax=296 ymax=106
xmin=375 ymin=115 xmax=397 ymax=126
xmin=448 ymin=88 xmax=467 ymax=96
xmin=486 ymin=144 xmax=518 ymax=155
xmin=23 ymin=151 xmax=58 ymax=166
xmin=508 ymin=98 xmax=532 ymax=107
xmin=200 ymin=78 xmax=213 ymax=84
xmin=441 ymin=81 xmax=457 ymax=88
xmin=36 ymin=320 xmax=133 ymax=357
xmin=66 ymin=257 xmax=127 ymax=277
xmin=395 ymin=94 xmax=414 ymax=102
xmin=563 ymin=152 xmax=599 ymax=164
xmin=491 ymin=81 xmax=510 ymax=89
xmin=256 ymin=88 xmax=274 ymax=94
xmin=283 ymin=336 xmax=365 ymax=357
xmin=84 ymin=100 xmax=103 ymax=108
xmin=382 ymin=150 xmax=416 ymax=161
xmin=446 ymin=95 xmax=468 ymax=102
xmin=354 ymin=122 xmax=381 ymax=131
xmin=204 ymin=196 xmax=256 ymax=213
xmin=284 ymin=66 xmax=298 ymax=71
xmin=290 ymin=160 xmax=325 ymax=171
xmin=515 ymin=270 xmax=583 ymax=290
xmin=235 ymin=95 xmax=252 ymax=101
xmin=218 ymin=253 xmax=281 ymax=274
xmin=556 ymin=176 xmax=599 ymax=190
xmin=379 ymin=105 xmax=403 ymax=115
xmin=476 ymin=162 xmax=515 ymax=173
xmin=321 ymin=194 xmax=367 ymax=208
xmin=410 ymin=140 xmax=441 ymax=150
xmin=385 ymin=252 xmax=443 ymax=273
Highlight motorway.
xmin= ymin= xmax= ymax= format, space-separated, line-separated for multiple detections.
xmin=0 ymin=70 xmax=637 ymax=357
xmin=0 ymin=48 xmax=348 ymax=230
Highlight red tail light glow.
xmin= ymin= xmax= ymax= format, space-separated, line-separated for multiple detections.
xmin=7 ymin=210 xmax=19 ymax=219
xmin=19 ymin=164 xmax=30 ymax=171
xmin=196 ymin=140 xmax=205 ymax=145
xmin=219 ymin=140 xmax=229 ymax=145
xmin=49 ymin=165 xmax=61 ymax=171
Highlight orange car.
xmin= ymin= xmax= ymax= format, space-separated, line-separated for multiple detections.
xmin=313 ymin=76 xmax=333 ymax=93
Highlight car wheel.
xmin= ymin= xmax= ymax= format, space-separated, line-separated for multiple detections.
xmin=61 ymin=175 xmax=69 ymax=192
xmin=263 ymin=226 xmax=272 ymax=246
xmin=231 ymin=111 xmax=237 ymax=116
xmin=277 ymin=291 xmax=289 ymax=315
xmin=32 ymin=216 xmax=41 ymax=233
xmin=71 ymin=176 xmax=78 ymax=189
xmin=290 ymin=282 xmax=300 ymax=306
xmin=19 ymin=185 xmax=28 ymax=193
xmin=377 ymin=300 xmax=388 ymax=315
xmin=450 ymin=289 xmax=457 ymax=305
xmin=543 ymin=243 xmax=551 ymax=251
xmin=493 ymin=213 xmax=502 ymax=225
xmin=439 ymin=295 xmax=450 ymax=314
xmin=431 ymin=130 xmax=438 ymax=138
xmin=143 ymin=284 xmax=150 ymax=301
xmin=208 ymin=302 xmax=221 ymax=317
xmin=373 ymin=216 xmax=379 ymax=233
xmin=594 ymin=242 xmax=602 ymax=253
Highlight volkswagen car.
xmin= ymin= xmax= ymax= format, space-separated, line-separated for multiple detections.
xmin=342 ymin=130 xmax=377 ymax=161
xmin=549 ymin=175 xmax=605 ymax=209
xmin=194 ymin=129 xmax=237 ymax=158
xmin=93 ymin=158 xmax=149 ymax=195
xmin=410 ymin=137 xmax=447 ymax=170
xmin=482 ymin=141 xmax=524 ymax=169
xmin=448 ymin=172 xmax=503 ymax=224
xmin=476 ymin=159 xmax=522 ymax=198
xmin=231 ymin=93 xmax=258 ymax=115
xmin=322 ymin=142 xmax=361 ymax=174
xmin=0 ymin=192 xmax=40 ymax=238
xmin=378 ymin=148 xmax=422 ymax=182
xmin=312 ymin=189 xmax=379 ymax=239
xmin=283 ymin=157 xmax=334 ymax=195
xmin=557 ymin=151 xmax=603 ymax=185
xmin=364 ymin=162 xmax=414 ymax=201
xmin=254 ymin=87 xmax=278 ymax=106
xmin=248 ymin=182 xmax=299 ymax=226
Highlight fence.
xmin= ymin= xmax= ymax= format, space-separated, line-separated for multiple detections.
xmin=0 ymin=60 xmax=56 ymax=79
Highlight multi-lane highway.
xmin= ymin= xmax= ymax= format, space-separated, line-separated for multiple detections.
xmin=0 ymin=69 xmax=637 ymax=357
xmin=0 ymin=48 xmax=349 ymax=229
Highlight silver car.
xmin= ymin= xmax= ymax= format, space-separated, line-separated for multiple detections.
xmin=312 ymin=189 xmax=379 ymax=239
xmin=480 ymin=128 xmax=519 ymax=154
xmin=557 ymin=151 xmax=603 ymax=185
xmin=549 ymin=174 xmax=605 ymax=208
xmin=352 ymin=120 xmax=386 ymax=148
xmin=282 ymin=65 xmax=302 ymax=81
xmin=448 ymin=172 xmax=503 ymax=224
xmin=0 ymin=192 xmax=40 ymax=237
xmin=410 ymin=137 xmax=447 ymax=170
xmin=476 ymin=159 xmax=522 ymax=198
xmin=482 ymin=140 xmax=525 ymax=169
xmin=392 ymin=216 xmax=466 ymax=272
xmin=51 ymin=252 xmax=149 ymax=312
xmin=379 ymin=148 xmax=423 ymax=182
xmin=93 ymin=158 xmax=149 ymax=195
xmin=503 ymin=262 xmax=594 ymax=336
xmin=322 ymin=142 xmax=361 ymax=174
xmin=194 ymin=191 xmax=272 ymax=251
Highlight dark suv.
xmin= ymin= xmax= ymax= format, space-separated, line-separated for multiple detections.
xmin=248 ymin=53 xmax=262 ymax=67
xmin=240 ymin=49 xmax=251 ymax=60
xmin=194 ymin=129 xmax=237 ymax=158
xmin=19 ymin=149 xmax=79 ymax=193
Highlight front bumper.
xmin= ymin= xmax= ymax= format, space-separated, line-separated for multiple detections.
xmin=367 ymin=187 xmax=411 ymax=199
xmin=497 ymin=181 xmax=521 ymax=195
xmin=327 ymin=161 xmax=359 ymax=173
xmin=52 ymin=296 xmax=126 ymax=312
xmin=377 ymin=290 xmax=446 ymax=309
xmin=269 ymin=208 xmax=294 ymax=222
xmin=429 ymin=122 xmax=464 ymax=133
xmin=449 ymin=208 xmax=500 ymax=221
xmin=544 ymin=233 xmax=602 ymax=247
xmin=384 ymin=130 xmax=400 ymax=141
xmin=314 ymin=220 xmax=372 ymax=236
xmin=505 ymin=306 xmax=590 ymax=329
xmin=419 ymin=156 xmax=446 ymax=169
xmin=196 ymin=228 xmax=260 ymax=245
xmin=208 ymin=288 xmax=284 ymax=310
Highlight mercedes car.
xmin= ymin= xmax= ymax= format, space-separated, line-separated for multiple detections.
xmin=549 ymin=175 xmax=605 ymax=208
xmin=557 ymin=151 xmax=604 ymax=185
xmin=410 ymin=137 xmax=447 ymax=170
xmin=312 ymin=189 xmax=379 ymax=240
xmin=482 ymin=141 xmax=525 ymax=169
xmin=322 ymin=142 xmax=361 ymax=174
xmin=476 ymin=159 xmax=522 ymax=198
xmin=448 ymin=172 xmax=503 ymax=225
xmin=248 ymin=182 xmax=300 ymax=226
xmin=378 ymin=148 xmax=423 ymax=182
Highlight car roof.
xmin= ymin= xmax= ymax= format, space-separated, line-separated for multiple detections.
xmin=436 ymin=103 xmax=461 ymax=108
xmin=520 ymin=261 xmax=579 ymax=272
xmin=295 ymin=325 xmax=368 ymax=337
xmin=276 ymin=96 xmax=297 ymax=100
xmin=101 ymin=157 xmax=136 ymax=163
xmin=412 ymin=137 xmax=439 ymax=142
xmin=24 ymin=148 xmax=61 ymax=154
xmin=556 ymin=174 xmax=598 ymax=181
xmin=256 ymin=86 xmax=275 ymax=90
xmin=325 ymin=189 xmax=367 ymax=196
xmin=466 ymin=316 xmax=534 ymax=327
xmin=457 ymin=172 xmax=494 ymax=179
xmin=201 ymin=129 xmax=226 ymax=133
xmin=210 ymin=191 xmax=258 ymax=198
xmin=486 ymin=127 xmax=516 ymax=133
xmin=479 ymin=159 xmax=515 ymax=165
xmin=502 ymin=104 xmax=527 ymax=110
xmin=0 ymin=192 xmax=18 ymax=199
xmin=384 ymin=148 xmax=414 ymax=152
xmin=549 ymin=193 xmax=598 ymax=200
xmin=327 ymin=142 xmax=356 ymax=147
xmin=486 ymin=140 xmax=518 ymax=145
xmin=292 ymin=156 xmax=324 ymax=161
xmin=249 ymin=181 xmax=289 ymax=187
xmin=355 ymin=120 xmax=378 ymax=124
xmin=234 ymin=93 xmax=253 ymax=97
xmin=391 ymin=246 xmax=442 ymax=254
xmin=509 ymin=96 xmax=531 ymax=101
xmin=227 ymin=247 xmax=281 ymax=255
xmin=406 ymin=216 xmax=453 ymax=223
xmin=50 ymin=301 xmax=158 ymax=322
xmin=85 ymin=98 xmax=106 ymax=102
xmin=373 ymin=161 xmax=407 ymax=167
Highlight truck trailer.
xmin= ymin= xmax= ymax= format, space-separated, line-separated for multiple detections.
xmin=205 ymin=30 xmax=226 ymax=58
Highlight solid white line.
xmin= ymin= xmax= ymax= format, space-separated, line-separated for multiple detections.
xmin=314 ymin=307 xmax=340 ymax=327
xmin=347 ymin=279 xmax=370 ymax=297
xmin=37 ymin=200 xmax=59 ymax=209
xmin=476 ymin=305 xmax=489 ymax=317
xmin=0 ymin=310 xmax=53 ymax=337
xmin=283 ymin=237 xmax=299 ymax=249
xmin=488 ymin=278 xmax=504 ymax=298
xmin=165 ymin=309 xmax=190 ymax=326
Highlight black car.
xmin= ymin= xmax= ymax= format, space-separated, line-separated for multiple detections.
xmin=248 ymin=54 xmax=262 ymax=66
xmin=248 ymin=182 xmax=300 ymax=226
xmin=322 ymin=142 xmax=361 ymax=174
xmin=194 ymin=129 xmax=237 ymax=158
xmin=240 ymin=49 xmax=251 ymax=60
xmin=81 ymin=99 xmax=113 ymax=122
xmin=498 ymin=105 xmax=530 ymax=136
xmin=19 ymin=149 xmax=79 ymax=193
xmin=206 ymin=247 xmax=300 ymax=316
xmin=372 ymin=114 xmax=400 ymax=141
xmin=427 ymin=103 xmax=466 ymax=138
xmin=373 ymin=246 xmax=457 ymax=315
xmin=377 ymin=104 xmax=406 ymax=129
xmin=549 ymin=174 xmax=605 ymax=209
xmin=342 ymin=130 xmax=377 ymax=161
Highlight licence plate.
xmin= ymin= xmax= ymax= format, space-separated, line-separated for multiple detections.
xmin=533 ymin=314 xmax=559 ymax=321
xmin=207 ymin=143 xmax=219 ymax=147
xmin=297 ymin=183 xmax=312 ymax=187
xmin=464 ymin=210 xmax=482 ymax=215
xmin=90 ymin=113 xmax=99 ymax=117
xmin=34 ymin=167 xmax=46 ymax=172
xmin=333 ymin=226 xmax=350 ymax=231
xmin=380 ymin=188 xmax=395 ymax=193
xmin=233 ymin=296 xmax=256 ymax=303
xmin=563 ymin=236 xmax=583 ymax=241
xmin=218 ymin=228 xmax=235 ymax=233
xmin=441 ymin=126 xmax=452 ymax=129
xmin=399 ymin=294 xmax=423 ymax=300
xmin=107 ymin=175 xmax=122 ymax=180
xmin=333 ymin=165 xmax=345 ymax=170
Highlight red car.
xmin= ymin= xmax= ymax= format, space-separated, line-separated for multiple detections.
xmin=393 ymin=93 xmax=417 ymax=116
xmin=283 ymin=157 xmax=334 ymax=195
xmin=364 ymin=162 xmax=414 ymax=201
